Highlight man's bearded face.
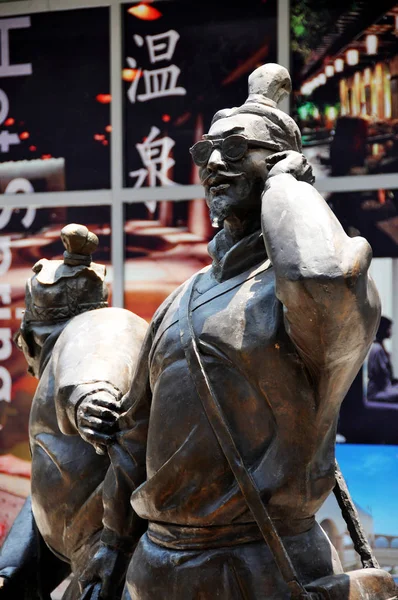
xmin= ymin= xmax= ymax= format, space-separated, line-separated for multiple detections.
xmin=196 ymin=114 xmax=274 ymax=227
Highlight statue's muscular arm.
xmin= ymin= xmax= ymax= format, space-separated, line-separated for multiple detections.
xmin=261 ymin=151 xmax=381 ymax=407
xmin=77 ymin=326 xmax=153 ymax=598
xmin=53 ymin=308 xmax=148 ymax=448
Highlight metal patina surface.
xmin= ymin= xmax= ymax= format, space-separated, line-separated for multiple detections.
xmin=1 ymin=64 xmax=396 ymax=600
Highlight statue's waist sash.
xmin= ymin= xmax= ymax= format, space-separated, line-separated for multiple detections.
xmin=147 ymin=516 xmax=315 ymax=550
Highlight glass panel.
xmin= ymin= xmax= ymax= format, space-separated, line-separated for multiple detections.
xmin=0 ymin=8 xmax=110 ymax=193
xmin=327 ymin=188 xmax=398 ymax=257
xmin=338 ymin=257 xmax=398 ymax=446
xmin=122 ymin=0 xmax=277 ymax=187
xmin=0 ymin=205 xmax=112 ymax=544
xmin=291 ymin=0 xmax=398 ymax=179
xmin=124 ymin=199 xmax=214 ymax=320
xmin=318 ymin=444 xmax=398 ymax=570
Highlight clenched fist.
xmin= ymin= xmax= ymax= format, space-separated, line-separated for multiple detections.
xmin=76 ymin=389 xmax=124 ymax=453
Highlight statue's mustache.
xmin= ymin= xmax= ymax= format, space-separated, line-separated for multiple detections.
xmin=201 ymin=171 xmax=244 ymax=187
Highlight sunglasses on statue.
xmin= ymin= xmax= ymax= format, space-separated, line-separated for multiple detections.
xmin=189 ymin=135 xmax=279 ymax=167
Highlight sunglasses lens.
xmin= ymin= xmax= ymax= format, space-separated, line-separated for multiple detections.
xmin=222 ymin=135 xmax=247 ymax=161
xmin=190 ymin=141 xmax=213 ymax=166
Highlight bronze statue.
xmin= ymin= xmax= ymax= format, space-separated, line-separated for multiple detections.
xmin=1 ymin=63 xmax=397 ymax=600
xmin=0 ymin=224 xmax=148 ymax=599
xmin=78 ymin=64 xmax=396 ymax=599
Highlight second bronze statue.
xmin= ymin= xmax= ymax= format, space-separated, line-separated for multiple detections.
xmin=0 ymin=224 xmax=148 ymax=599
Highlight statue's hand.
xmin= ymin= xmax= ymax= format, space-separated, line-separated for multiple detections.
xmin=266 ymin=150 xmax=315 ymax=184
xmin=79 ymin=543 xmax=130 ymax=600
xmin=76 ymin=390 xmax=123 ymax=450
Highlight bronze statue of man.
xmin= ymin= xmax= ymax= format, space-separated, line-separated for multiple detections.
xmin=81 ymin=65 xmax=383 ymax=599
xmin=0 ymin=225 xmax=148 ymax=600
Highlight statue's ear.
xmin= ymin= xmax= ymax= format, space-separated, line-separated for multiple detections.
xmin=15 ymin=325 xmax=36 ymax=361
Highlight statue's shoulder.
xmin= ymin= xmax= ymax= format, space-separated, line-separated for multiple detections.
xmin=55 ymin=307 xmax=149 ymax=357
xmin=149 ymin=266 xmax=210 ymax=335
xmin=65 ymin=305 xmax=146 ymax=330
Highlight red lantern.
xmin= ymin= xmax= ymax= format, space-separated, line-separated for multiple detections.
xmin=96 ymin=94 xmax=112 ymax=104
xmin=127 ymin=4 xmax=162 ymax=20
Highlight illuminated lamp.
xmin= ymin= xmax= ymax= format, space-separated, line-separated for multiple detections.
xmin=334 ymin=58 xmax=344 ymax=73
xmin=346 ymin=49 xmax=359 ymax=66
xmin=302 ymin=82 xmax=312 ymax=95
xmin=96 ymin=94 xmax=112 ymax=104
xmin=325 ymin=65 xmax=334 ymax=78
xmin=326 ymin=106 xmax=337 ymax=121
xmin=366 ymin=34 xmax=378 ymax=55
xmin=4 ymin=117 xmax=14 ymax=126
xmin=128 ymin=4 xmax=162 ymax=20
xmin=308 ymin=80 xmax=316 ymax=93
xmin=297 ymin=104 xmax=309 ymax=120
xmin=19 ymin=131 xmax=29 ymax=140
xmin=94 ymin=134 xmax=105 ymax=141
xmin=318 ymin=73 xmax=326 ymax=85
xmin=105 ymin=125 xmax=112 ymax=133
xmin=122 ymin=68 xmax=140 ymax=82
xmin=300 ymin=81 xmax=313 ymax=96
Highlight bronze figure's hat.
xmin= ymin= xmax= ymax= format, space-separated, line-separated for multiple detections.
xmin=23 ymin=223 xmax=108 ymax=324
xmin=211 ymin=63 xmax=302 ymax=153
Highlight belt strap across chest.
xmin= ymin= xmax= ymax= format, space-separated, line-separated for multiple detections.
xmin=178 ymin=273 xmax=309 ymax=599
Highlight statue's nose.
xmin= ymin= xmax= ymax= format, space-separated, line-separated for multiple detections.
xmin=207 ymin=148 xmax=226 ymax=172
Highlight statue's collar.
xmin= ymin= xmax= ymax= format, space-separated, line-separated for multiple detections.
xmin=208 ymin=228 xmax=267 ymax=282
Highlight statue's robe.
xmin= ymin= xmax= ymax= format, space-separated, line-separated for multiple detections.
xmin=101 ymin=179 xmax=380 ymax=599
xmin=0 ymin=307 xmax=147 ymax=600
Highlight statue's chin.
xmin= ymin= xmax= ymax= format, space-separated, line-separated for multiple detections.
xmin=208 ymin=191 xmax=263 ymax=230
xmin=208 ymin=192 xmax=236 ymax=228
